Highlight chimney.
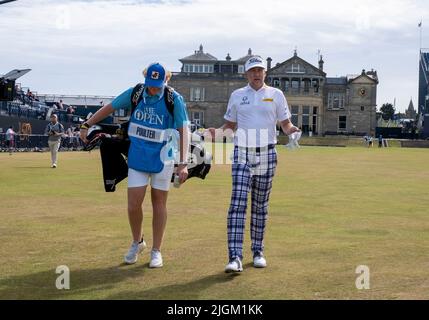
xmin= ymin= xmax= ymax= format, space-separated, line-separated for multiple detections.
xmin=267 ymin=57 xmax=272 ymax=71
xmin=318 ymin=55 xmax=324 ymax=71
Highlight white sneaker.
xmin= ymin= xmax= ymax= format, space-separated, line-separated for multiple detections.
xmin=52 ymin=164 xmax=57 ymax=168
xmin=253 ymin=254 xmax=267 ymax=268
xmin=149 ymin=250 xmax=163 ymax=268
xmin=225 ymin=258 xmax=243 ymax=273
xmin=124 ymin=239 xmax=147 ymax=265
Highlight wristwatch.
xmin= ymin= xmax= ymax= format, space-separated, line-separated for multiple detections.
xmin=80 ymin=122 xmax=90 ymax=130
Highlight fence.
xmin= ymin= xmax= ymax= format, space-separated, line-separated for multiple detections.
xmin=0 ymin=133 xmax=84 ymax=151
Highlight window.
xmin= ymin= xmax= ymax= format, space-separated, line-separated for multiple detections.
xmin=302 ymin=106 xmax=310 ymax=115
xmin=291 ymin=79 xmax=299 ymax=88
xmin=312 ymin=107 xmax=318 ymax=133
xmin=238 ymin=65 xmax=245 ymax=74
xmin=328 ymin=92 xmax=345 ymax=109
xmin=291 ymin=106 xmax=299 ymax=114
xmin=190 ymin=87 xmax=205 ymax=101
xmin=184 ymin=64 xmax=214 ymax=73
xmin=313 ymin=106 xmax=318 ymax=115
xmin=284 ymin=79 xmax=290 ymax=92
xmin=273 ymin=79 xmax=280 ymax=88
xmin=361 ymin=106 xmax=365 ymax=111
xmin=339 ymin=116 xmax=347 ymax=130
xmin=312 ymin=79 xmax=320 ymax=94
xmin=287 ymin=63 xmax=304 ymax=73
xmin=291 ymin=105 xmax=299 ymax=126
xmin=302 ymin=115 xmax=310 ymax=133
xmin=191 ymin=111 xmax=204 ymax=126
xmin=303 ymin=79 xmax=310 ymax=93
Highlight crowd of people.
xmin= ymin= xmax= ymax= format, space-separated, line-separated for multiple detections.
xmin=1 ymin=120 xmax=83 ymax=154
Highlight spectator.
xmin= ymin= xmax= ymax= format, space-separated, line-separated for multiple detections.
xmin=378 ymin=134 xmax=383 ymax=148
xmin=66 ymin=105 xmax=75 ymax=122
xmin=58 ymin=100 xmax=64 ymax=110
xmin=44 ymin=114 xmax=64 ymax=168
xmin=5 ymin=126 xmax=16 ymax=154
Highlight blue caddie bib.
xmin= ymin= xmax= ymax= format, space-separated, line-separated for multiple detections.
xmin=127 ymin=92 xmax=175 ymax=173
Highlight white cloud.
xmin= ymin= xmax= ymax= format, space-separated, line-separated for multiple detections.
xmin=1 ymin=0 xmax=428 ymax=111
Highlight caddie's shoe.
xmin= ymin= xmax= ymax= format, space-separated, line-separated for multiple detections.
xmin=124 ymin=239 xmax=146 ymax=265
xmin=225 ymin=257 xmax=243 ymax=273
xmin=253 ymin=253 xmax=267 ymax=268
xmin=149 ymin=249 xmax=163 ymax=268
xmin=52 ymin=164 xmax=57 ymax=168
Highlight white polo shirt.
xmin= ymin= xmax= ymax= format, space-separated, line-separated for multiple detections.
xmin=224 ymin=84 xmax=291 ymax=147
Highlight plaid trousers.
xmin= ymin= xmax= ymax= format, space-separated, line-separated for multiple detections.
xmin=227 ymin=145 xmax=277 ymax=261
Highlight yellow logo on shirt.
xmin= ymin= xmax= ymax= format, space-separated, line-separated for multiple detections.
xmin=263 ymin=98 xmax=273 ymax=102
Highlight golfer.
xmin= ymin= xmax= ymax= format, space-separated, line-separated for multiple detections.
xmin=44 ymin=114 xmax=64 ymax=168
xmin=207 ymin=56 xmax=300 ymax=273
xmin=80 ymin=63 xmax=189 ymax=268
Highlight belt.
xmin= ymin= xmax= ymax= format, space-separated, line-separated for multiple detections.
xmin=236 ymin=144 xmax=276 ymax=152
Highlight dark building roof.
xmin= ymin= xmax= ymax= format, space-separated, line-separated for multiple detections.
xmin=179 ymin=45 xmax=217 ymax=62
xmin=326 ymin=77 xmax=347 ymax=85
xmin=235 ymin=48 xmax=253 ymax=63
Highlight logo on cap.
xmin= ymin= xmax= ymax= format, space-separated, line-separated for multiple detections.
xmin=151 ymin=71 xmax=160 ymax=80
xmin=249 ymin=57 xmax=262 ymax=64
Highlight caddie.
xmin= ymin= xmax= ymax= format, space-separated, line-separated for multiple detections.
xmin=80 ymin=63 xmax=190 ymax=268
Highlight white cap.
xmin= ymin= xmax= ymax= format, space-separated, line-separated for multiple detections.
xmin=245 ymin=55 xmax=265 ymax=72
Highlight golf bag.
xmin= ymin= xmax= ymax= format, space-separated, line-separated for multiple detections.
xmin=85 ymin=84 xmax=211 ymax=192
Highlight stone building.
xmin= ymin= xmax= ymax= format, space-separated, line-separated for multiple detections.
xmin=169 ymin=45 xmax=249 ymax=128
xmin=267 ymin=50 xmax=378 ymax=135
xmin=170 ymin=45 xmax=378 ymax=135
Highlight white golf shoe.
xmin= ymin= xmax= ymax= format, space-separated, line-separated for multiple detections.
xmin=149 ymin=250 xmax=163 ymax=268
xmin=124 ymin=239 xmax=147 ymax=265
xmin=253 ymin=253 xmax=267 ymax=268
xmin=225 ymin=257 xmax=243 ymax=273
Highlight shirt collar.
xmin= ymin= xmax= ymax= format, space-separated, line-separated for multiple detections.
xmin=246 ymin=84 xmax=267 ymax=93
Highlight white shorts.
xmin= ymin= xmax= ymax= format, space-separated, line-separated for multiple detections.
xmin=128 ymin=164 xmax=175 ymax=191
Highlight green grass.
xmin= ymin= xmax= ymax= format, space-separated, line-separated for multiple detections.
xmin=0 ymin=146 xmax=428 ymax=300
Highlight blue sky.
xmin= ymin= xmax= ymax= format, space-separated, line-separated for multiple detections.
xmin=0 ymin=0 xmax=428 ymax=112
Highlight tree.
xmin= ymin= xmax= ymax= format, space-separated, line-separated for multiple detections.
xmin=380 ymin=103 xmax=395 ymax=120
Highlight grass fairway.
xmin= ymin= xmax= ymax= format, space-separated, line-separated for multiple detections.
xmin=0 ymin=146 xmax=428 ymax=300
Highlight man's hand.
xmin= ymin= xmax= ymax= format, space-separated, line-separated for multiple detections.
xmin=280 ymin=119 xmax=301 ymax=136
xmin=285 ymin=126 xmax=301 ymax=136
xmin=177 ymin=164 xmax=188 ymax=184
xmin=204 ymin=121 xmax=236 ymax=142
xmin=204 ymin=128 xmax=216 ymax=141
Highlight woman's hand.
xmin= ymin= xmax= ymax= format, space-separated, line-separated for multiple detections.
xmin=80 ymin=127 xmax=89 ymax=144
